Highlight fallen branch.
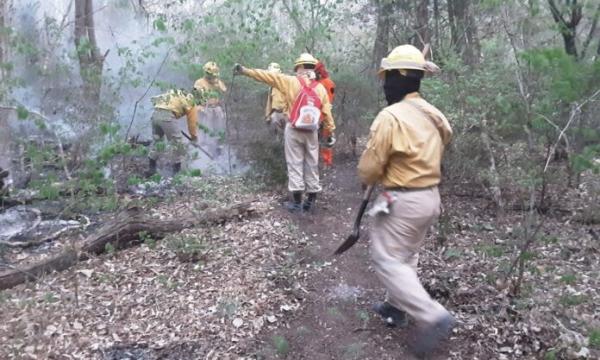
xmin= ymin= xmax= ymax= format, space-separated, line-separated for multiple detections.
xmin=0 ymin=200 xmax=259 ymax=290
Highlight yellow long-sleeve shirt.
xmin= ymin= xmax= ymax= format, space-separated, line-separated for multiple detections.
xmin=194 ymin=77 xmax=227 ymax=94
xmin=358 ymin=93 xmax=452 ymax=188
xmin=152 ymin=90 xmax=199 ymax=138
xmin=265 ymin=87 xmax=288 ymax=118
xmin=242 ymin=68 xmax=335 ymax=132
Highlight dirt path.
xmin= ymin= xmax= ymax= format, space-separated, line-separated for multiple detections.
xmin=255 ymin=156 xmax=455 ymax=359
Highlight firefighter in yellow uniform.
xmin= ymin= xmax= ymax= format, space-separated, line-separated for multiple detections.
xmin=194 ymin=61 xmax=227 ymax=156
xmin=148 ymin=89 xmax=200 ymax=175
xmin=264 ymin=62 xmax=288 ymax=132
xmin=357 ymin=44 xmax=454 ymax=356
xmin=234 ymin=54 xmax=335 ymax=212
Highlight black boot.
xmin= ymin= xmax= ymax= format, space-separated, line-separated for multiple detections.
xmin=284 ymin=191 xmax=302 ymax=213
xmin=411 ymin=315 xmax=456 ymax=357
xmin=303 ymin=192 xmax=317 ymax=212
xmin=145 ymin=158 xmax=157 ymax=177
xmin=172 ymin=162 xmax=182 ymax=174
xmin=372 ymin=302 xmax=408 ymax=328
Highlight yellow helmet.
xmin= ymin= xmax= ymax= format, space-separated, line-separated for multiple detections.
xmin=378 ymin=45 xmax=426 ymax=77
xmin=203 ymin=61 xmax=220 ymax=76
xmin=294 ymin=53 xmax=318 ymax=69
xmin=267 ymin=62 xmax=282 ymax=73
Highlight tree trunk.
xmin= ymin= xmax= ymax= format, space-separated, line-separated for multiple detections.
xmin=0 ymin=200 xmax=260 ymax=290
xmin=372 ymin=0 xmax=393 ymax=70
xmin=547 ymin=0 xmax=582 ymax=57
xmin=74 ymin=0 xmax=106 ymax=112
xmin=448 ymin=0 xmax=480 ymax=65
xmin=415 ymin=0 xmax=430 ymax=45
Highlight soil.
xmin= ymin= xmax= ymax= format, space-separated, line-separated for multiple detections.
xmin=253 ymin=155 xmax=600 ymax=360
xmin=253 ymin=155 xmax=457 ymax=360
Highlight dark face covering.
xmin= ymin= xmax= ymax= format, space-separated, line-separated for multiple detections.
xmin=383 ymin=70 xmax=424 ymax=105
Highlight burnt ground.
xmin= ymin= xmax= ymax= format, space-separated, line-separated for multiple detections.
xmin=253 ymin=155 xmax=600 ymax=360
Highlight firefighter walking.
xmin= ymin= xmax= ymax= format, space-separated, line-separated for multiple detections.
xmin=357 ymin=44 xmax=455 ymax=356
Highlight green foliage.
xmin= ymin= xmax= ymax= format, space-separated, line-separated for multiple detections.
xmin=272 ymin=335 xmax=290 ymax=357
xmin=560 ymin=273 xmax=577 ymax=285
xmin=105 ymin=243 xmax=116 ymax=255
xmin=589 ymin=329 xmax=600 ymax=349
xmin=559 ymin=294 xmax=588 ymax=307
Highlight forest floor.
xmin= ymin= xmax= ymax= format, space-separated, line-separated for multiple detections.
xmin=0 ymin=154 xmax=599 ymax=359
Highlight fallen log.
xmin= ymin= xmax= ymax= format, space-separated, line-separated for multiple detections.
xmin=0 ymin=200 xmax=259 ymax=290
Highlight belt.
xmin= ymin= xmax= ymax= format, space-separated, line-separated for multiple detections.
xmin=272 ymin=109 xmax=283 ymax=113
xmin=384 ymin=185 xmax=436 ymax=192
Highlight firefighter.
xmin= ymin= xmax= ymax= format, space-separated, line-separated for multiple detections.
xmin=315 ymin=61 xmax=336 ymax=168
xmin=147 ymin=89 xmax=201 ymax=176
xmin=194 ymin=61 xmax=227 ymax=156
xmin=264 ymin=62 xmax=288 ymax=133
xmin=234 ymin=53 xmax=335 ymax=212
xmin=357 ymin=44 xmax=454 ymax=356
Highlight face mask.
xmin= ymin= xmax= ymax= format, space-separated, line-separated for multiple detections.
xmin=383 ymin=70 xmax=422 ymax=105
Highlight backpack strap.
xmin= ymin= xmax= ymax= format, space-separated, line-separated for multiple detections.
xmin=404 ymin=99 xmax=444 ymax=141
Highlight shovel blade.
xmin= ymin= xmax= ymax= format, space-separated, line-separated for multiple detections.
xmin=334 ymin=232 xmax=360 ymax=255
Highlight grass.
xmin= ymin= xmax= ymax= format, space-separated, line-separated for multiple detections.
xmin=589 ymin=328 xmax=600 ymax=349
xmin=560 ymin=273 xmax=577 ymax=285
xmin=342 ymin=343 xmax=365 ymax=360
xmin=272 ymin=335 xmax=289 ymax=357
xmin=559 ymin=294 xmax=588 ymax=307
xmin=476 ymin=244 xmax=504 ymax=258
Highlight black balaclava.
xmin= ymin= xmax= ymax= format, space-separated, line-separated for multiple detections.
xmin=383 ymin=69 xmax=424 ymax=105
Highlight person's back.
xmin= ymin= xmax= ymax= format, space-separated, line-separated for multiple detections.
xmin=359 ymin=92 xmax=451 ymax=188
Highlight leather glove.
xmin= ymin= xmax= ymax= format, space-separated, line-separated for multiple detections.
xmin=190 ymin=134 xmax=198 ymax=142
xmin=233 ymin=63 xmax=244 ymax=75
xmin=326 ymin=134 xmax=336 ymax=148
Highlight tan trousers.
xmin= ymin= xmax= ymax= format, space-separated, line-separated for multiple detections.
xmin=149 ymin=109 xmax=186 ymax=163
xmin=200 ymin=105 xmax=226 ymax=156
xmin=284 ymin=123 xmax=321 ymax=193
xmin=370 ymin=187 xmax=449 ymax=325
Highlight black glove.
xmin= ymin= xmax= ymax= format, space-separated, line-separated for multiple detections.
xmin=233 ymin=63 xmax=244 ymax=75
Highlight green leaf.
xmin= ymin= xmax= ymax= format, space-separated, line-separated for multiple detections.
xmin=153 ymin=18 xmax=167 ymax=32
xmin=16 ymin=105 xmax=29 ymax=120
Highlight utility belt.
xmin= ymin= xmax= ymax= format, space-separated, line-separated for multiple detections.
xmin=384 ymin=185 xmax=436 ymax=192
xmin=367 ymin=185 xmax=437 ymax=217
xmin=155 ymin=107 xmax=180 ymax=119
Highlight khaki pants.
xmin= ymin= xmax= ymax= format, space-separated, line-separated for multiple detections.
xmin=370 ymin=187 xmax=449 ymax=325
xmin=149 ymin=109 xmax=186 ymax=163
xmin=200 ymin=105 xmax=226 ymax=156
xmin=284 ymin=123 xmax=321 ymax=193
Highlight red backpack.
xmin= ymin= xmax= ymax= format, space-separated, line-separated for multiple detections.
xmin=289 ymin=76 xmax=322 ymax=131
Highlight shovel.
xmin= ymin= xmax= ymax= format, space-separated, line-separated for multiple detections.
xmin=334 ymin=185 xmax=375 ymax=255
xmin=180 ymin=131 xmax=214 ymax=160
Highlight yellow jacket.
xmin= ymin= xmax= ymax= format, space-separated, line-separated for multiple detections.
xmin=265 ymin=87 xmax=287 ymax=118
xmin=194 ymin=77 xmax=227 ymax=100
xmin=242 ymin=68 xmax=335 ymax=132
xmin=152 ymin=90 xmax=199 ymax=138
xmin=358 ymin=93 xmax=452 ymax=188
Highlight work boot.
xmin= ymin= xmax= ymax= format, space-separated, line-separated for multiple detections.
xmin=145 ymin=158 xmax=157 ymax=177
xmin=284 ymin=191 xmax=302 ymax=213
xmin=302 ymin=192 xmax=317 ymax=212
xmin=411 ymin=315 xmax=456 ymax=358
xmin=372 ymin=302 xmax=408 ymax=328
xmin=172 ymin=162 xmax=182 ymax=175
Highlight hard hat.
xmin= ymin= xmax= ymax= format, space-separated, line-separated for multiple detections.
xmin=203 ymin=61 xmax=220 ymax=76
xmin=378 ymin=45 xmax=426 ymax=77
xmin=267 ymin=62 xmax=282 ymax=73
xmin=294 ymin=53 xmax=318 ymax=69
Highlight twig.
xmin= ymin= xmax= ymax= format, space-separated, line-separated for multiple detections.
xmin=543 ymin=89 xmax=600 ymax=173
xmin=124 ymin=48 xmax=172 ymax=141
